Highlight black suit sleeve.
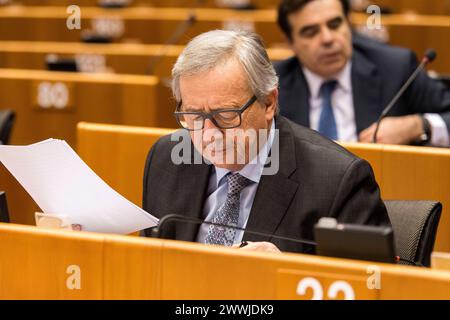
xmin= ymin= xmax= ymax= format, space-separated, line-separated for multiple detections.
xmin=404 ymin=50 xmax=450 ymax=136
xmin=141 ymin=140 xmax=160 ymax=237
xmin=142 ymin=141 xmax=156 ymax=214
xmin=329 ymin=158 xmax=390 ymax=227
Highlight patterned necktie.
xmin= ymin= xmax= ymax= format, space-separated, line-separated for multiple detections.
xmin=205 ymin=173 xmax=253 ymax=247
xmin=318 ymin=80 xmax=338 ymax=141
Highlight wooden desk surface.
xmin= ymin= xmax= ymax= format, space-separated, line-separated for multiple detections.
xmin=8 ymin=0 xmax=450 ymax=15
xmin=1 ymin=222 xmax=450 ymax=299
xmin=1 ymin=7 xmax=450 ymax=27
xmin=432 ymin=252 xmax=450 ymax=271
xmin=373 ymin=0 xmax=450 ymax=15
xmin=1 ymin=0 xmax=279 ymax=9
xmin=0 ymin=6 xmax=284 ymax=46
xmin=342 ymin=142 xmax=450 ymax=254
xmin=0 ymin=68 xmax=174 ymax=147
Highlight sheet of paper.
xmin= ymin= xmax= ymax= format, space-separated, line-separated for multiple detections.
xmin=0 ymin=139 xmax=158 ymax=234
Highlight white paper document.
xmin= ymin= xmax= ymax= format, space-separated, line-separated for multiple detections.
xmin=0 ymin=139 xmax=158 ymax=234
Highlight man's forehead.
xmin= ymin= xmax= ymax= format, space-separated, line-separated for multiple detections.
xmin=179 ymin=62 xmax=251 ymax=105
xmin=288 ymin=0 xmax=344 ymax=28
xmin=181 ymin=59 xmax=246 ymax=84
xmin=181 ymin=93 xmax=248 ymax=110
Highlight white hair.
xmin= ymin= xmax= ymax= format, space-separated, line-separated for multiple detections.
xmin=171 ymin=29 xmax=279 ymax=110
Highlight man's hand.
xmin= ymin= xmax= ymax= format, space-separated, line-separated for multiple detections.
xmin=232 ymin=241 xmax=281 ymax=253
xmin=359 ymin=114 xmax=424 ymax=145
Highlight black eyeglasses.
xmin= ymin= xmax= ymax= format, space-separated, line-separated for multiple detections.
xmin=174 ymin=95 xmax=257 ymax=131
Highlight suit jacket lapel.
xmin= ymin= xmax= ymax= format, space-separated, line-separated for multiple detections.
xmin=351 ymin=50 xmax=383 ymax=134
xmin=243 ymin=117 xmax=299 ymax=242
xmin=297 ymin=70 xmax=311 ymax=127
xmin=281 ymin=59 xmax=311 ymax=128
xmin=176 ymin=147 xmax=212 ymax=242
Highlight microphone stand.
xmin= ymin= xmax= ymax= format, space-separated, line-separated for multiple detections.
xmin=372 ymin=50 xmax=436 ymax=143
xmin=147 ymin=0 xmax=207 ymax=75
xmin=151 ymin=214 xmax=318 ymax=247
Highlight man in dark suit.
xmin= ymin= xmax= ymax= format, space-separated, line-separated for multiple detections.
xmin=142 ymin=29 xmax=390 ymax=254
xmin=276 ymin=0 xmax=450 ymax=146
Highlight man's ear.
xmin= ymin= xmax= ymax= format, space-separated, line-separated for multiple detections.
xmin=265 ymin=89 xmax=279 ymax=120
xmin=282 ymin=32 xmax=294 ymax=47
xmin=284 ymin=33 xmax=299 ymax=55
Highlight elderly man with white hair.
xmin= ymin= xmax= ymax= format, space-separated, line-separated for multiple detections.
xmin=142 ymin=30 xmax=390 ymax=253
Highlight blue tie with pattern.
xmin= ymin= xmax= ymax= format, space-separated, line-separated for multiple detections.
xmin=318 ymin=80 xmax=338 ymax=141
xmin=205 ymin=173 xmax=253 ymax=246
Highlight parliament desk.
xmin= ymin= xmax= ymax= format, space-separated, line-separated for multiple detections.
xmin=350 ymin=13 xmax=450 ymax=74
xmin=0 ymin=6 xmax=284 ymax=46
xmin=1 ymin=7 xmax=450 ymax=73
xmin=0 ymin=42 xmax=293 ymax=77
xmin=432 ymin=252 xmax=450 ymax=271
xmin=8 ymin=0 xmax=450 ymax=15
xmin=0 ymin=70 xmax=172 ymax=227
xmin=373 ymin=0 xmax=450 ymax=15
xmin=1 ymin=222 xmax=450 ymax=300
xmin=341 ymin=142 xmax=450 ymax=254
xmin=74 ymin=123 xmax=450 ymax=253
xmin=2 ymin=123 xmax=175 ymax=226
xmin=6 ymin=0 xmax=278 ymax=9
xmin=0 ymin=68 xmax=175 ymax=147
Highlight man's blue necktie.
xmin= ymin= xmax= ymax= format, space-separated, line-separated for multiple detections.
xmin=205 ymin=173 xmax=253 ymax=247
xmin=318 ymin=80 xmax=338 ymax=141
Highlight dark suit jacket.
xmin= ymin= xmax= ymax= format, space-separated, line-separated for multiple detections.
xmin=142 ymin=116 xmax=390 ymax=254
xmin=275 ymin=33 xmax=450 ymax=136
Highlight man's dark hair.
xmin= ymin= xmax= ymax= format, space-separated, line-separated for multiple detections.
xmin=277 ymin=0 xmax=350 ymax=41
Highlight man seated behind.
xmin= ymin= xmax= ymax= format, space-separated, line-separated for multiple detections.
xmin=142 ymin=30 xmax=390 ymax=253
xmin=276 ymin=0 xmax=450 ymax=146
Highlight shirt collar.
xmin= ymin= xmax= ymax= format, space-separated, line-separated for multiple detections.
xmin=214 ymin=118 xmax=276 ymax=187
xmin=302 ymin=61 xmax=352 ymax=99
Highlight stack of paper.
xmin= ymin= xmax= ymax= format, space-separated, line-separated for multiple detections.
xmin=0 ymin=139 xmax=158 ymax=234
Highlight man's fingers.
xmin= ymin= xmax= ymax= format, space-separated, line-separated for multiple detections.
xmin=71 ymin=224 xmax=82 ymax=231
xmin=238 ymin=241 xmax=281 ymax=253
xmin=232 ymin=241 xmax=253 ymax=249
xmin=238 ymin=242 xmax=259 ymax=251
xmin=359 ymin=128 xmax=375 ymax=142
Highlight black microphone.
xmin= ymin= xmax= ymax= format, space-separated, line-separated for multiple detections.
xmin=147 ymin=13 xmax=197 ymax=75
xmin=150 ymin=214 xmax=318 ymax=247
xmin=372 ymin=49 xmax=437 ymax=143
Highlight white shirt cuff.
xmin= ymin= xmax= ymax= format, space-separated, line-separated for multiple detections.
xmin=424 ymin=113 xmax=450 ymax=147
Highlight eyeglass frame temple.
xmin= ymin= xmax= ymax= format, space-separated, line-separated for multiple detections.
xmin=173 ymin=95 xmax=258 ymax=130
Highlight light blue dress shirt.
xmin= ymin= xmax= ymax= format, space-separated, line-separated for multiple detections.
xmin=196 ymin=119 xmax=276 ymax=245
